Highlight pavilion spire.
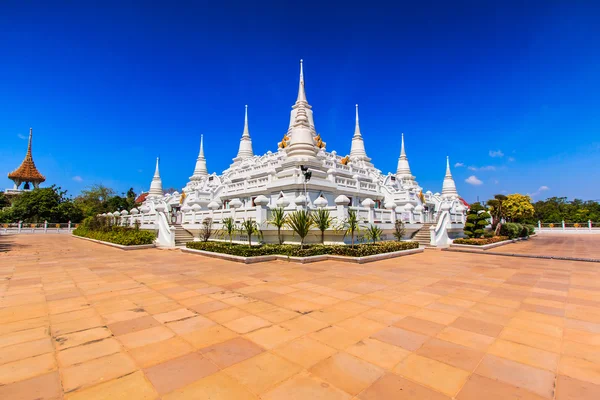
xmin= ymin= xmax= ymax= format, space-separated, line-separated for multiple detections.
xmin=191 ymin=134 xmax=209 ymax=180
xmin=233 ymin=105 xmax=254 ymax=163
xmin=349 ymin=104 xmax=371 ymax=163
xmin=441 ymin=156 xmax=459 ymax=199
xmin=148 ymin=157 xmax=163 ymax=197
xmin=8 ymin=127 xmax=46 ymax=190
xmin=396 ymin=133 xmax=414 ymax=179
xmin=287 ymin=59 xmax=316 ymax=135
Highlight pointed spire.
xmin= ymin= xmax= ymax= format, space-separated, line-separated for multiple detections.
xmin=234 ymin=105 xmax=254 ymax=162
xmin=396 ymin=133 xmax=414 ymax=180
xmin=354 ymin=104 xmax=361 ymax=138
xmin=191 ymin=134 xmax=209 ymax=179
xmin=349 ymin=104 xmax=371 ymax=163
xmin=148 ymin=157 xmax=163 ymax=197
xmin=296 ymin=59 xmax=307 ymax=103
xmin=8 ymin=127 xmax=46 ymax=188
xmin=199 ymin=134 xmax=205 ymax=158
xmin=442 ymin=156 xmax=459 ymax=199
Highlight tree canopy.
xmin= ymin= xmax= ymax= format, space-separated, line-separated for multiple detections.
xmin=502 ymin=194 xmax=535 ymax=223
xmin=533 ymin=197 xmax=600 ymax=223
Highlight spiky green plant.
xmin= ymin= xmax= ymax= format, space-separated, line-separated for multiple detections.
xmin=286 ymin=209 xmax=315 ymax=249
xmin=311 ymin=208 xmax=335 ymax=244
xmin=364 ymin=224 xmax=383 ymax=244
xmin=222 ymin=217 xmax=237 ymax=246
xmin=393 ymin=220 xmax=405 ymax=241
xmin=239 ymin=219 xmax=262 ymax=247
xmin=338 ymin=209 xmax=361 ymax=248
xmin=267 ymin=207 xmax=287 ymax=245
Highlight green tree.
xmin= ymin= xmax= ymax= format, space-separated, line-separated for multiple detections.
xmin=10 ymin=186 xmax=83 ymax=223
xmin=311 ymin=208 xmax=334 ymax=244
xmin=503 ymin=194 xmax=535 ymax=223
xmin=486 ymin=194 xmax=508 ymax=229
xmin=222 ymin=217 xmax=237 ymax=246
xmin=74 ymin=184 xmax=116 ymax=217
xmin=364 ymin=224 xmax=383 ymax=244
xmin=0 ymin=193 xmax=10 ymax=209
xmin=240 ymin=219 xmax=261 ymax=247
xmin=286 ymin=210 xmax=314 ymax=249
xmin=338 ymin=209 xmax=361 ymax=248
xmin=393 ymin=220 xmax=406 ymax=241
xmin=463 ymin=202 xmax=491 ymax=238
xmin=267 ymin=208 xmax=287 ymax=245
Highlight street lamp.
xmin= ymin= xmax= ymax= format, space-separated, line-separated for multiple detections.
xmin=300 ymin=165 xmax=311 ymax=211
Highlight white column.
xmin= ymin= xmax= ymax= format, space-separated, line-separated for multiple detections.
xmin=18 ymin=221 xmax=22 ymax=233
xmin=44 ymin=220 xmax=48 ymax=233
xmin=68 ymin=221 xmax=72 ymax=232
xmin=589 ymin=220 xmax=592 ymax=231
xmin=562 ymin=220 xmax=565 ymax=231
xmin=538 ymin=220 xmax=541 ymax=230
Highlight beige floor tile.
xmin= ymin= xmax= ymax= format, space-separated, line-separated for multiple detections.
xmin=0 ymin=371 xmax=62 ymax=400
xmin=555 ymin=374 xmax=600 ymax=400
xmin=224 ymin=315 xmax=271 ymax=333
xmin=181 ymin=324 xmax=238 ymax=349
xmin=310 ymin=352 xmax=384 ymax=395
xmin=129 ymin=336 xmax=194 ymax=368
xmin=65 ymin=370 xmax=158 ymax=400
xmin=0 ymin=353 xmax=56 ymax=385
xmin=245 ymin=324 xmax=302 ymax=349
xmin=162 ymin=371 xmax=257 ymax=400
xmin=371 ymin=326 xmax=428 ymax=351
xmin=0 ymin=326 xmax=49 ymax=349
xmin=261 ymin=370 xmax=352 ymax=400
xmin=57 ymin=338 xmax=122 ymax=367
xmin=55 ymin=327 xmax=112 ymax=350
xmin=436 ymin=326 xmax=495 ymax=351
xmin=358 ymin=372 xmax=451 ymax=400
xmin=416 ymin=337 xmax=485 ymax=371
xmin=201 ymin=337 xmax=264 ymax=368
xmin=456 ymin=373 xmax=548 ymax=400
xmin=144 ymin=351 xmax=219 ymax=394
xmin=61 ymin=352 xmax=137 ymax=392
xmin=394 ymin=353 xmax=470 ymax=397
xmin=167 ymin=315 xmax=215 ymax=334
xmin=273 ymin=336 xmax=337 ymax=368
xmin=117 ymin=326 xmax=174 ymax=349
xmin=488 ymin=339 xmax=559 ymax=371
xmin=476 ymin=354 xmax=555 ymax=398
xmin=346 ymin=338 xmax=411 ymax=369
xmin=559 ymin=355 xmax=600 ymax=385
xmin=224 ymin=352 xmax=302 ymax=394
xmin=0 ymin=337 xmax=53 ymax=366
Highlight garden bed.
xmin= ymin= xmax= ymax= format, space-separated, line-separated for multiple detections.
xmin=184 ymin=241 xmax=421 ymax=264
xmin=450 ymin=236 xmax=529 ymax=251
xmin=73 ymin=234 xmax=155 ymax=250
xmin=73 ymin=226 xmax=156 ymax=247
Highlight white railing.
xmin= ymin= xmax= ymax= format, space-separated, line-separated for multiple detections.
xmin=537 ymin=220 xmax=599 ymax=233
xmin=1 ymin=221 xmax=78 ymax=234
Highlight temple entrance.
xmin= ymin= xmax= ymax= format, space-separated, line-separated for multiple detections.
xmin=170 ymin=206 xmax=182 ymax=225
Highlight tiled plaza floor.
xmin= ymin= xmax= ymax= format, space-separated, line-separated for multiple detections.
xmin=494 ymin=234 xmax=600 ymax=259
xmin=1 ymin=234 xmax=600 ymax=399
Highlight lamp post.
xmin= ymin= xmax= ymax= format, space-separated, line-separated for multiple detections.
xmin=300 ymin=165 xmax=311 ymax=211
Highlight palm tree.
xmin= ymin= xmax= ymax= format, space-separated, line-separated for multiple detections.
xmin=239 ymin=219 xmax=261 ymax=247
xmin=364 ymin=224 xmax=382 ymax=244
xmin=267 ymin=207 xmax=287 ymax=245
xmin=286 ymin=210 xmax=315 ymax=249
xmin=222 ymin=217 xmax=237 ymax=246
xmin=311 ymin=208 xmax=334 ymax=244
xmin=338 ymin=209 xmax=361 ymax=248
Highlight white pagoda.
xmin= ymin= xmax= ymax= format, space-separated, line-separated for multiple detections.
xmin=134 ymin=61 xmax=467 ymax=247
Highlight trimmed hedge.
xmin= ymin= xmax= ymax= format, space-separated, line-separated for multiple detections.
xmin=186 ymin=241 xmax=419 ymax=258
xmin=73 ymin=226 xmax=156 ymax=246
xmin=499 ymin=223 xmax=535 ymax=239
xmin=453 ymin=236 xmax=509 ymax=246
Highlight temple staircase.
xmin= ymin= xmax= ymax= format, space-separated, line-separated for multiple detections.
xmin=173 ymin=225 xmax=194 ymax=246
xmin=412 ymin=223 xmax=435 ymax=247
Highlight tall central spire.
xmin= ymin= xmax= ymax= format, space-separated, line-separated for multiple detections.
xmin=349 ymin=104 xmax=371 ymax=163
xmin=441 ymin=156 xmax=459 ymax=199
xmin=148 ymin=157 xmax=163 ymax=197
xmin=288 ymin=59 xmax=316 ymax=134
xmin=297 ymin=59 xmax=307 ymax=103
xmin=233 ymin=105 xmax=254 ymax=163
xmin=190 ymin=134 xmax=209 ymax=180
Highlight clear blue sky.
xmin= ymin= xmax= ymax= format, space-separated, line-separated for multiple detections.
xmin=1 ymin=1 xmax=599 ymax=202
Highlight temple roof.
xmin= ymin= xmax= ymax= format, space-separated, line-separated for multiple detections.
xmin=8 ymin=128 xmax=46 ymax=183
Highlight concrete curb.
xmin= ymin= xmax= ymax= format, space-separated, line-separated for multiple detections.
xmin=443 ymin=247 xmax=600 ymax=263
xmin=449 ymin=236 xmax=533 ymax=251
xmin=73 ymin=235 xmax=156 ymax=251
xmin=180 ymin=247 xmax=424 ymax=264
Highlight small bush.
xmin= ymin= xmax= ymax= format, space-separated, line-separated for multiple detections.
xmin=73 ymin=226 xmax=155 ymax=246
xmin=186 ymin=241 xmax=419 ymax=258
xmin=525 ymin=224 xmax=536 ymax=235
xmin=500 ymin=222 xmax=522 ymax=239
xmin=453 ymin=236 xmax=509 ymax=246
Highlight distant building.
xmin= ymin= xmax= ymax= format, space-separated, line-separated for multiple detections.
xmin=6 ymin=128 xmax=46 ymax=197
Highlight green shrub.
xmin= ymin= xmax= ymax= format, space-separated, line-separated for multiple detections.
xmin=525 ymin=224 xmax=536 ymax=235
xmin=453 ymin=236 xmax=509 ymax=245
xmin=464 ymin=203 xmax=491 ymax=238
xmin=500 ymin=222 xmax=522 ymax=239
xmin=73 ymin=226 xmax=155 ymax=245
xmin=186 ymin=241 xmax=419 ymax=258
